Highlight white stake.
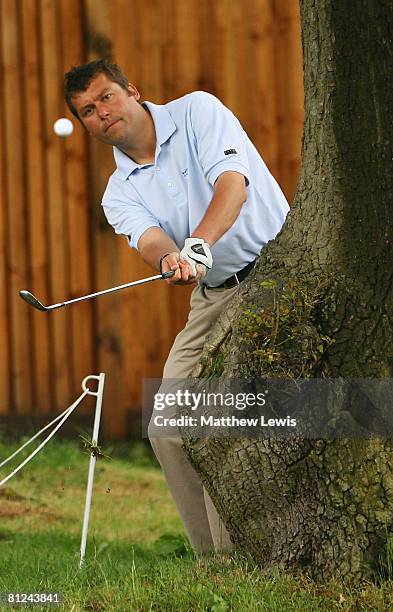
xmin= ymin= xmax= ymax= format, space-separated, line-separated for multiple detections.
xmin=79 ymin=373 xmax=106 ymax=568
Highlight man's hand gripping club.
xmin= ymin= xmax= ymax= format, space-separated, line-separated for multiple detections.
xmin=161 ymin=238 xmax=213 ymax=285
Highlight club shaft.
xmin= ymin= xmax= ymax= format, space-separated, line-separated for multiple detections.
xmin=51 ymin=273 xmax=165 ymax=309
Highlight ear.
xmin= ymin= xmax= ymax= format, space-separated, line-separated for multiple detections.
xmin=127 ymin=83 xmax=140 ymax=100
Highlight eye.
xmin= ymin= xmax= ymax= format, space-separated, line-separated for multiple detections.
xmin=104 ymin=93 xmax=113 ymax=100
xmin=83 ymin=108 xmax=93 ymax=117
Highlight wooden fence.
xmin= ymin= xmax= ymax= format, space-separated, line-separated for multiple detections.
xmin=0 ymin=0 xmax=303 ymax=438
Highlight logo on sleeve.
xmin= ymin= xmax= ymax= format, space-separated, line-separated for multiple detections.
xmin=224 ymin=149 xmax=237 ymax=155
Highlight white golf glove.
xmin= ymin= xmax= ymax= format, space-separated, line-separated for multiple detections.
xmin=179 ymin=238 xmax=213 ymax=278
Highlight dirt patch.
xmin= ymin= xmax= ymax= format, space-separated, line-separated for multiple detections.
xmin=0 ymin=498 xmax=61 ymax=522
xmin=0 ymin=486 xmax=27 ymax=501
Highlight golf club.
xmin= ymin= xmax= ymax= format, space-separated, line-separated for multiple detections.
xmin=19 ymin=271 xmax=174 ymax=312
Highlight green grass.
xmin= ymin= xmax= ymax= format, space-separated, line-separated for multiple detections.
xmin=0 ymin=437 xmax=392 ymax=611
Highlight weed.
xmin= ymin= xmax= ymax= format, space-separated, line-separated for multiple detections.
xmin=237 ymin=277 xmax=335 ymax=378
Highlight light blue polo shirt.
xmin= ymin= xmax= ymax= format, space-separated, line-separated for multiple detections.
xmin=102 ymin=91 xmax=289 ymax=287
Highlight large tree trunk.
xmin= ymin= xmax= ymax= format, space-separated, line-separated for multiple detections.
xmin=182 ymin=0 xmax=393 ymax=581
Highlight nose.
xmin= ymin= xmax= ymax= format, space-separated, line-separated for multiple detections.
xmin=96 ymin=101 xmax=110 ymax=120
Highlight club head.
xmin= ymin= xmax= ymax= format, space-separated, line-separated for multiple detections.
xmin=19 ymin=290 xmax=48 ymax=312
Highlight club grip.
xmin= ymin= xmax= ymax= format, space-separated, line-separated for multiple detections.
xmin=161 ymin=271 xmax=175 ymax=279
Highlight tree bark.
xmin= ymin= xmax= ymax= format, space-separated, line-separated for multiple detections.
xmin=182 ymin=0 xmax=393 ymax=581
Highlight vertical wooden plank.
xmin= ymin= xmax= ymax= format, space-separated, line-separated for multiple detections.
xmin=171 ymin=0 xmax=200 ymax=98
xmin=246 ymin=0 xmax=280 ymax=178
xmin=111 ymin=0 xmax=141 ymax=82
xmin=199 ymin=0 xmax=242 ymax=107
xmin=227 ymin=0 xmax=249 ymax=118
xmin=110 ymin=0 xmax=145 ymax=418
xmin=167 ymin=0 xmax=207 ymax=336
xmin=273 ymin=0 xmax=304 ymax=202
xmin=39 ymin=0 xmax=73 ymax=409
xmin=59 ymin=0 xmax=94 ymax=396
xmin=197 ymin=0 xmax=216 ymax=94
xmin=0 ymin=2 xmax=11 ymax=414
xmin=1 ymin=0 xmax=33 ymax=413
xmin=20 ymin=0 xmax=53 ymax=414
xmin=200 ymin=0 xmax=231 ymax=101
xmin=111 ymin=0 xmax=173 ymax=424
xmin=161 ymin=0 xmax=175 ymax=99
xmin=134 ymin=0 xmax=176 ymax=380
xmin=118 ymin=249 xmax=147 ymax=413
xmin=137 ymin=0 xmax=165 ymax=102
xmin=218 ymin=0 xmax=238 ymax=107
xmin=84 ymin=0 xmax=125 ymax=437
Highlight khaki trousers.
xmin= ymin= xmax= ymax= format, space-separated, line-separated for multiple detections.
xmin=148 ymin=283 xmax=239 ymax=553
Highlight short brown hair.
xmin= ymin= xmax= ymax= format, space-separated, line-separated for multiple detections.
xmin=64 ymin=59 xmax=130 ymax=118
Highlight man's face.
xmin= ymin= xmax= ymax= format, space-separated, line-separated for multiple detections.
xmin=71 ymin=73 xmax=143 ymax=146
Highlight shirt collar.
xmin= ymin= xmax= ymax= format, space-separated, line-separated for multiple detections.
xmin=113 ymin=101 xmax=177 ymax=180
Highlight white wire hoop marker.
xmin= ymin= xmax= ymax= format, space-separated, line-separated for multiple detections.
xmin=79 ymin=373 xmax=106 ymax=568
xmin=0 ymin=372 xmax=106 ymax=569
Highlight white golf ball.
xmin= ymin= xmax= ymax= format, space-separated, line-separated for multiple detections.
xmin=53 ymin=118 xmax=74 ymax=137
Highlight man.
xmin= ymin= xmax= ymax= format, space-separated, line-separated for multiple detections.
xmin=64 ymin=59 xmax=289 ymax=555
